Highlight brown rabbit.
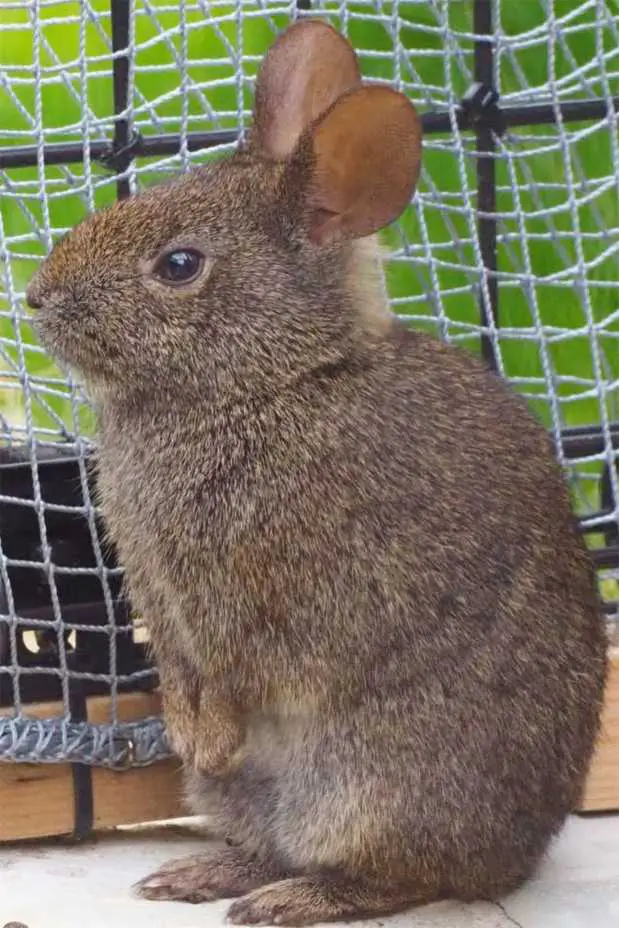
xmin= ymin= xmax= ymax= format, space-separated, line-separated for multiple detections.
xmin=27 ymin=18 xmax=607 ymax=927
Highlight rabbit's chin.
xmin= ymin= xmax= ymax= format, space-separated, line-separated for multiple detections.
xmin=34 ymin=315 xmax=109 ymax=383
xmin=32 ymin=317 xmax=69 ymax=368
xmin=35 ymin=313 xmax=161 ymax=399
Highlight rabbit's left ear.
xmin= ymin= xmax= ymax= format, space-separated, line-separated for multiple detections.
xmin=250 ymin=18 xmax=361 ymax=161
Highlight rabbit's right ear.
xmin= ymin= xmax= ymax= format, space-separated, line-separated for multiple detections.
xmin=250 ymin=19 xmax=361 ymax=161
xmin=302 ymin=85 xmax=422 ymax=243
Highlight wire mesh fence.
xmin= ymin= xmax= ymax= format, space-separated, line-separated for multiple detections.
xmin=0 ymin=0 xmax=618 ymax=770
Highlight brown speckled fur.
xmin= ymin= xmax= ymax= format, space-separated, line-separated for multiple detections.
xmin=28 ymin=19 xmax=607 ymax=927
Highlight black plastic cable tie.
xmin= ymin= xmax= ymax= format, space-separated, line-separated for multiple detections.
xmin=461 ymin=82 xmax=506 ymax=136
xmin=97 ymin=129 xmax=142 ymax=174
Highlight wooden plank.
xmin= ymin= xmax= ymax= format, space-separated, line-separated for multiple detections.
xmin=0 ymin=761 xmax=75 ymax=841
xmin=0 ymin=690 xmax=185 ymax=842
xmin=1 ymin=648 xmax=618 ymax=842
xmin=0 ymin=756 xmax=185 ymax=842
xmin=91 ymin=758 xmax=183 ymax=831
xmin=580 ymin=647 xmax=619 ymax=812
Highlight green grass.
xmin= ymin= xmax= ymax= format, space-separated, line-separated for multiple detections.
xmin=1 ymin=1 xmax=617 ymax=451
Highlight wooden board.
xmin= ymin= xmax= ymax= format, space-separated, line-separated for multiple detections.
xmin=580 ymin=647 xmax=619 ymax=812
xmin=1 ymin=649 xmax=618 ymax=842
xmin=0 ymin=755 xmax=184 ymax=842
xmin=0 ymin=691 xmax=185 ymax=842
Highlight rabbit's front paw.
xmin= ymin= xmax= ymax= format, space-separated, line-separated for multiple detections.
xmin=164 ymin=707 xmax=201 ymax=765
xmin=134 ymin=846 xmax=275 ymax=903
xmin=164 ymin=695 xmax=243 ymax=774
xmin=193 ymin=703 xmax=244 ymax=775
xmin=159 ymin=674 xmax=203 ymax=764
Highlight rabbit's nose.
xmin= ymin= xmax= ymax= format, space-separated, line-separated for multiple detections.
xmin=25 ymin=276 xmax=45 ymax=311
xmin=26 ymin=288 xmax=42 ymax=310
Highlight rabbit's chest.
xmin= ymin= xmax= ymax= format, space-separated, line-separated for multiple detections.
xmin=97 ymin=429 xmax=283 ymax=591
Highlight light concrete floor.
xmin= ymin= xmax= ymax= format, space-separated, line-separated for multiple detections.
xmin=1 ymin=815 xmax=618 ymax=928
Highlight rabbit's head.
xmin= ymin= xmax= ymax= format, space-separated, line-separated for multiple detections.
xmin=28 ymin=19 xmax=422 ymax=403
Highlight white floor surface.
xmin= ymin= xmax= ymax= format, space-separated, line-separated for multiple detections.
xmin=2 ymin=814 xmax=618 ymax=928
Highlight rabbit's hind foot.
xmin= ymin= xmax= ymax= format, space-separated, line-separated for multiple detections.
xmin=226 ymin=872 xmax=432 ymax=926
xmin=134 ymin=845 xmax=282 ymax=904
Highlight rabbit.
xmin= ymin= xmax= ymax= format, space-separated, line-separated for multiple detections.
xmin=26 ymin=17 xmax=608 ymax=927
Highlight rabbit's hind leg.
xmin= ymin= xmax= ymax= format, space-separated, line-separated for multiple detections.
xmin=226 ymin=871 xmax=429 ymax=926
xmin=134 ymin=762 xmax=287 ymax=904
xmin=183 ymin=761 xmax=278 ymax=856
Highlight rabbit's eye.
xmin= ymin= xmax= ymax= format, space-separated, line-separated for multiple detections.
xmin=153 ymin=248 xmax=204 ymax=285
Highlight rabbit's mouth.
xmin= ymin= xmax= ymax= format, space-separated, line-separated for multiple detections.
xmin=29 ymin=303 xmax=68 ymax=358
xmin=31 ymin=302 xmax=107 ymax=378
xmin=27 ymin=271 xmax=95 ymax=358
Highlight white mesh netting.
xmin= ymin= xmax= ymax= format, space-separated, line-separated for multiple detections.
xmin=0 ymin=1 xmax=618 ymax=766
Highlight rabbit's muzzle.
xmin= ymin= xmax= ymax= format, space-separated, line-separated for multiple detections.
xmin=26 ymin=275 xmax=101 ymax=371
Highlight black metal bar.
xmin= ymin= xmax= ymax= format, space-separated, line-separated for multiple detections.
xmin=124 ymin=129 xmax=238 ymax=157
xmin=474 ymin=0 xmax=499 ymax=371
xmin=68 ymin=681 xmax=94 ymax=840
xmin=502 ymin=97 xmax=619 ymax=128
xmin=579 ymin=511 xmax=615 ymax=535
xmin=0 ymin=131 xmax=238 ymax=171
xmin=561 ymin=423 xmax=619 ymax=459
xmin=426 ymin=95 xmax=619 ymax=134
xmin=110 ymin=0 xmax=132 ymax=199
xmin=2 ymin=98 xmax=618 ymax=171
xmin=589 ymin=546 xmax=619 ymax=570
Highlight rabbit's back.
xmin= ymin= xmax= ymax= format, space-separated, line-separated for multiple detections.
xmin=327 ymin=322 xmax=606 ymax=731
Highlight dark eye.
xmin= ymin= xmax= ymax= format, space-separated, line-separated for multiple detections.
xmin=153 ymin=248 xmax=204 ymax=285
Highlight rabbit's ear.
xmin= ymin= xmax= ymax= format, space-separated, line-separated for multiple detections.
xmin=304 ymin=85 xmax=422 ymax=243
xmin=251 ymin=19 xmax=361 ymax=160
